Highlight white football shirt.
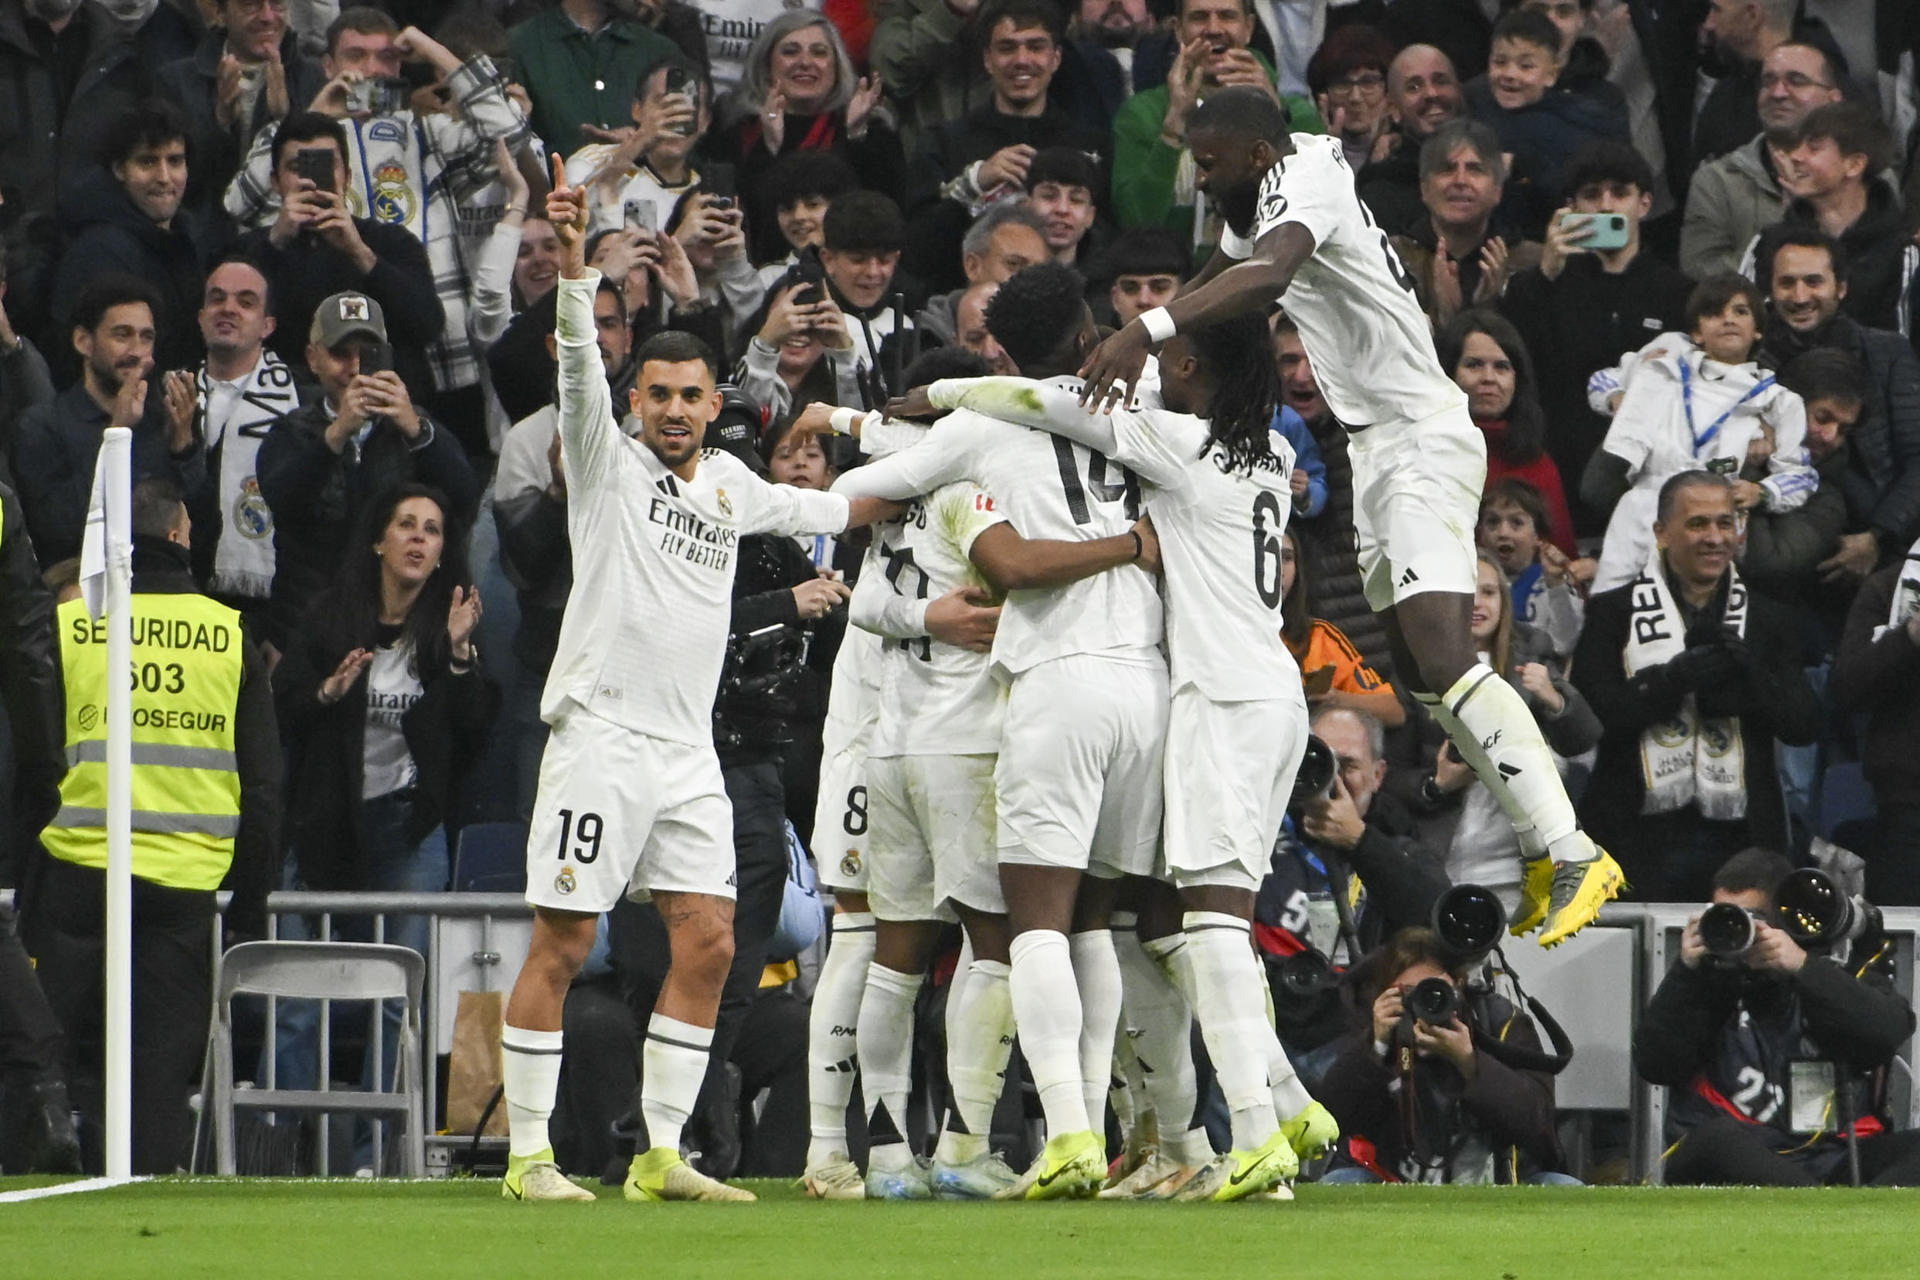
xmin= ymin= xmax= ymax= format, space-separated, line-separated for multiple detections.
xmin=860 ymin=481 xmax=1008 ymax=757
xmin=931 ymin=378 xmax=1302 ymax=702
xmin=1247 ymin=134 xmax=1469 ymax=429
xmin=831 ymin=379 xmax=1164 ymax=678
xmin=545 ymin=272 xmax=850 ymax=746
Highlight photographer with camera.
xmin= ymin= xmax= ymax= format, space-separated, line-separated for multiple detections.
xmin=1314 ymin=925 xmax=1574 ymax=1184
xmin=1634 ymin=849 xmax=1920 ymax=1186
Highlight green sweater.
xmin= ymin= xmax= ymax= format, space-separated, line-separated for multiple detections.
xmin=509 ymin=8 xmax=678 ymax=156
xmin=1111 ymin=60 xmax=1321 ymax=262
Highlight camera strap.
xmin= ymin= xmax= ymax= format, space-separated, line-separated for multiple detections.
xmin=1470 ymin=952 xmax=1575 ymax=1075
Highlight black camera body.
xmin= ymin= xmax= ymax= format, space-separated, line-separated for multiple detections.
xmin=713 ymin=621 xmax=807 ymax=752
xmin=1402 ymin=975 xmax=1463 ymax=1033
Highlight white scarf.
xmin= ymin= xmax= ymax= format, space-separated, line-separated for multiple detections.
xmin=199 ymin=351 xmax=299 ymax=599
xmin=1876 ymin=535 xmax=1920 ymax=640
xmin=1622 ymin=545 xmax=1749 ymax=821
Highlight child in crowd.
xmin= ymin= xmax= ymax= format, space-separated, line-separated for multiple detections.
xmin=1582 ymin=274 xmax=1812 ymax=593
xmin=1270 ymin=402 xmax=1329 ymax=518
xmin=1477 ymin=477 xmax=1588 ymax=662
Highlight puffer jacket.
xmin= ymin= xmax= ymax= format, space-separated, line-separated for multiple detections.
xmin=50 ymin=168 xmax=212 ymax=375
xmin=0 ymin=0 xmax=148 ymax=220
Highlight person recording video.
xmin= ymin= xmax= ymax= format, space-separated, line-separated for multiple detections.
xmin=1633 ymin=848 xmax=1920 ymax=1186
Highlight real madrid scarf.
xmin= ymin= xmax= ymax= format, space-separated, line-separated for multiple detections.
xmin=1622 ymin=545 xmax=1749 ymax=821
xmin=199 ymin=350 xmax=298 ymax=599
xmin=1876 ymin=535 xmax=1920 ymax=640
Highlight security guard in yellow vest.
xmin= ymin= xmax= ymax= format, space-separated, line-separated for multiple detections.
xmin=23 ymin=477 xmax=280 ymax=1174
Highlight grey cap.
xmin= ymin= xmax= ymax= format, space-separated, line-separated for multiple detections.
xmin=309 ymin=291 xmax=388 ymax=348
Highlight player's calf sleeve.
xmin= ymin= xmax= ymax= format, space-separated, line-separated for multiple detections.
xmin=1008 ymin=930 xmax=1091 ymax=1137
xmin=938 ymin=958 xmax=1013 ymax=1166
xmin=1069 ymin=929 xmax=1123 ymax=1146
xmin=639 ymin=1014 xmax=712 ymax=1157
xmin=1180 ymin=914 xmax=1280 ymax=1150
xmin=1130 ymin=932 xmax=1208 ymax=1164
xmin=1427 ymin=666 xmax=1580 ymax=852
xmin=806 ymin=912 xmax=874 ymax=1165
xmin=856 ymin=964 xmax=924 ymax=1173
xmin=502 ymin=1025 xmax=565 ymax=1159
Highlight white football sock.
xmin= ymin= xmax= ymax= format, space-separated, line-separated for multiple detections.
xmin=501 ymin=1024 xmax=564 ymax=1159
xmin=1129 ymin=932 xmax=1201 ymax=1153
xmin=639 ymin=1014 xmax=712 ymax=1156
xmin=1180 ymin=913 xmax=1281 ymax=1149
xmin=857 ymin=963 xmax=924 ymax=1174
xmin=806 ymin=911 xmax=874 ymax=1168
xmin=936 ymin=958 xmax=1013 ymax=1167
xmin=1008 ymin=930 xmax=1091 ymax=1137
xmin=1070 ymin=929 xmax=1123 ymax=1145
xmin=1428 ymin=665 xmax=1585 ymax=859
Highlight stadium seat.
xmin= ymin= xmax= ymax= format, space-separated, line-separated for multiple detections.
xmin=196 ymin=942 xmax=428 ymax=1177
xmin=1815 ymin=761 xmax=1876 ymax=844
xmin=453 ymin=822 xmax=530 ymax=893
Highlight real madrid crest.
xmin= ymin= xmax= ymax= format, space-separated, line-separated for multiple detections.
xmin=554 ymin=865 xmax=577 ymax=895
xmin=839 ymin=850 xmax=861 ymax=879
xmin=370 ymin=161 xmax=416 ymax=226
xmin=234 ymin=477 xmax=273 ymax=540
xmin=716 ymin=488 xmax=733 ymax=518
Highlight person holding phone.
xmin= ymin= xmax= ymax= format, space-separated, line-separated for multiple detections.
xmin=565 ymin=57 xmax=715 ymax=243
xmin=507 ymin=0 xmax=678 ymax=155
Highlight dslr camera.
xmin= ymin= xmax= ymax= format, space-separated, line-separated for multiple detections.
xmin=713 ymin=621 xmax=807 ymax=751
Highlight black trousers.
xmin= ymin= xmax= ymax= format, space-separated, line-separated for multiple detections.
xmin=1665 ymin=1114 xmax=1920 ymax=1187
xmin=0 ymin=899 xmax=68 ymax=1170
xmin=21 ymin=857 xmax=214 ymax=1175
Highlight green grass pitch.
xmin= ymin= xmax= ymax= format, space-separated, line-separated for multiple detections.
xmin=5 ymin=1177 xmax=1918 ymax=1279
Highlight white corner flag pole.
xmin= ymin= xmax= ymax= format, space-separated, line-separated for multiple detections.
xmin=81 ymin=427 xmax=135 ymax=1179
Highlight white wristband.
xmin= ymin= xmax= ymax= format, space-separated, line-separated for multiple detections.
xmin=1139 ymin=306 xmax=1177 ymax=345
xmin=828 ymin=406 xmax=860 ymax=435
xmin=1218 ymin=225 xmax=1254 ymax=260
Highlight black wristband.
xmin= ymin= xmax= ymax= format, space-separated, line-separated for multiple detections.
xmin=1129 ymin=529 xmax=1142 ymax=561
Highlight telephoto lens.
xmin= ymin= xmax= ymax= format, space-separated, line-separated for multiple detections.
xmin=1277 ymin=949 xmax=1334 ymax=998
xmin=1697 ymin=901 xmax=1757 ymax=959
xmin=1772 ymin=868 xmax=1881 ymax=947
xmin=1403 ymin=976 xmax=1462 ymax=1029
xmin=1291 ymin=735 xmax=1336 ymax=804
xmin=1432 ymin=884 xmax=1505 ymax=963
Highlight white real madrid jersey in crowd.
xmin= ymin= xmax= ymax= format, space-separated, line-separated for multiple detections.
xmin=1245 ymin=134 xmax=1469 ymax=429
xmin=865 ymin=481 xmax=1007 ymax=758
xmin=832 ymin=380 xmax=1164 ymax=679
xmin=544 ymin=272 xmax=849 ymax=745
xmin=929 ymin=378 xmax=1301 ymax=702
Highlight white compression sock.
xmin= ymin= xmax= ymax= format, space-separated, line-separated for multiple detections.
xmin=1008 ymin=930 xmax=1091 ymax=1137
xmin=856 ymin=963 xmax=924 ymax=1174
xmin=936 ymin=958 xmax=1014 ymax=1166
xmin=1425 ymin=665 xmax=1585 ymax=859
xmin=1129 ymin=933 xmax=1204 ymax=1158
xmin=1180 ymin=913 xmax=1281 ymax=1150
xmin=640 ymin=1014 xmax=712 ymax=1156
xmin=1070 ymin=929 xmax=1123 ymax=1146
xmin=502 ymin=1025 xmax=565 ymax=1159
xmin=806 ymin=911 xmax=874 ymax=1168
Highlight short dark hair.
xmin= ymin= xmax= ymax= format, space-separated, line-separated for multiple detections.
xmin=100 ymin=98 xmax=190 ymax=170
xmin=1685 ymin=273 xmax=1766 ymax=340
xmin=983 ymin=261 xmax=1086 ymax=369
xmin=1481 ymin=476 xmax=1552 ymax=539
xmin=978 ymin=0 xmax=1066 ymax=47
xmin=1756 ymin=223 xmax=1848 ymax=287
xmin=1026 ymin=146 xmax=1098 ymax=193
xmin=823 ymin=190 xmax=905 ymax=254
xmin=1491 ymin=8 xmax=1562 ymax=57
xmin=1098 ymin=228 xmax=1190 ymax=283
xmin=71 ymin=273 xmax=161 ymax=335
xmin=1306 ymin=23 xmax=1396 ymax=96
xmin=432 ymin=5 xmax=509 ymax=61
xmin=1188 ymin=85 xmax=1290 ymax=146
xmin=1655 ymin=469 xmax=1733 ymax=524
xmin=1372 ymin=927 xmax=1469 ymax=995
xmin=633 ymin=52 xmax=710 ymax=109
xmin=326 ymin=5 xmax=398 ymax=56
xmin=208 ymin=252 xmax=277 ymax=317
xmin=271 ymin=112 xmax=349 ymax=171
xmin=1771 ymin=40 xmax=1844 ymax=88
xmin=1559 ymin=139 xmax=1655 ymax=202
xmin=903 ymin=346 xmax=991 ymax=385
xmin=131 ymin=476 xmax=188 ymax=542
xmin=761 ymin=150 xmax=858 ymax=212
xmin=1711 ymin=848 xmax=1796 ymax=903
xmin=1418 ymin=120 xmax=1506 ymax=186
xmin=634 ymin=329 xmax=719 ymax=381
xmin=1778 ymin=348 xmax=1866 ymax=408
xmin=1789 ymin=100 xmax=1894 ymax=176
xmin=515 ymin=275 xmax=627 ymax=341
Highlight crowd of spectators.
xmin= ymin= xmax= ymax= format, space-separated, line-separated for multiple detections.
xmin=4 ymin=0 xmax=1920 ymax=1184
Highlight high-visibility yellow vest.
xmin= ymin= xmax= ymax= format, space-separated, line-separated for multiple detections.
xmin=41 ymin=592 xmax=245 ymax=891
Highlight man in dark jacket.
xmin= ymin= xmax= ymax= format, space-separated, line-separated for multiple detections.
xmin=0 ymin=0 xmax=149 ymax=220
xmin=1633 ymin=848 xmax=1920 ymax=1185
xmin=1830 ymin=548 xmax=1920 ymax=907
xmin=11 ymin=274 xmax=204 ymax=566
xmin=154 ymin=0 xmax=323 ymax=220
xmin=51 ymin=98 xmax=210 ymax=377
xmin=1357 ymin=43 xmax=1467 ymax=240
xmin=256 ymin=290 xmax=476 ymax=649
xmin=1572 ymin=472 xmax=1820 ymax=900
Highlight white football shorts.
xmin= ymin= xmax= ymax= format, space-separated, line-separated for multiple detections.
xmin=1161 ymin=688 xmax=1306 ymax=892
xmin=813 ymin=744 xmax=871 ymax=894
xmin=1349 ymin=403 xmax=1485 ymax=613
xmin=524 ymin=704 xmax=734 ymax=912
xmin=996 ymin=652 xmax=1168 ymax=879
xmin=867 ymin=752 xmax=1001 ymax=920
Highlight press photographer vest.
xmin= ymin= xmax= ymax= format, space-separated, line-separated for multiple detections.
xmin=41 ymin=593 xmax=244 ymax=891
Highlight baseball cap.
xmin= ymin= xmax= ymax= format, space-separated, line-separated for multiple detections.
xmin=310 ymin=291 xmax=388 ymax=349
xmin=705 ymin=384 xmax=767 ymax=474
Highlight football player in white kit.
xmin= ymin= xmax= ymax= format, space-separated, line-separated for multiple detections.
xmin=498 ymin=161 xmax=899 ymax=1204
xmin=908 ymin=306 xmax=1340 ymax=1201
xmin=1078 ymin=87 xmax=1624 ymax=949
xmin=832 ymin=264 xmax=1170 ymax=1200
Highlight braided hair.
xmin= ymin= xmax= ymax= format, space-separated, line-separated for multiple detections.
xmin=1190 ymin=312 xmax=1278 ymax=473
